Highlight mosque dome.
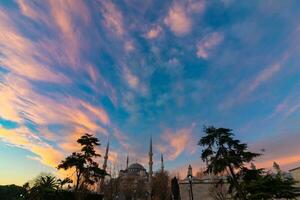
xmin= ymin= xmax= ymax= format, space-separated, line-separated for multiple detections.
xmin=128 ymin=163 xmax=146 ymax=171
xmin=126 ymin=163 xmax=147 ymax=177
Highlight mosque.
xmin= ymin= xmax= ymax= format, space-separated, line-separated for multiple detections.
xmin=99 ymin=137 xmax=164 ymax=199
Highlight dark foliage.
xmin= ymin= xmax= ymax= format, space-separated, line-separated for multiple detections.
xmin=0 ymin=185 xmax=26 ymax=200
xmin=171 ymin=177 xmax=180 ymax=200
xmin=58 ymin=133 xmax=107 ymax=191
xmin=199 ymin=126 xmax=300 ymax=200
xmin=152 ymin=171 xmax=171 ymax=200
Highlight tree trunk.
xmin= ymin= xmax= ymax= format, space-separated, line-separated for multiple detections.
xmin=75 ymin=171 xmax=81 ymax=191
xmin=227 ymin=165 xmax=245 ymax=200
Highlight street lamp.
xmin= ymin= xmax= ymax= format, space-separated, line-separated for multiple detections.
xmin=188 ymin=174 xmax=194 ymax=200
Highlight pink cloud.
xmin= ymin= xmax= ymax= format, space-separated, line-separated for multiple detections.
xmin=17 ymin=0 xmax=39 ymax=19
xmin=158 ymin=124 xmax=196 ymax=160
xmin=164 ymin=4 xmax=191 ymax=36
xmin=219 ymin=54 xmax=288 ymax=110
xmin=0 ymin=74 xmax=110 ymax=142
xmin=123 ymin=68 xmax=139 ymax=89
xmin=146 ymin=26 xmax=162 ymax=39
xmin=100 ymin=1 xmax=124 ymax=36
xmin=251 ymin=133 xmax=300 ymax=171
xmin=164 ymin=1 xmax=205 ymax=36
xmin=112 ymin=128 xmax=130 ymax=150
xmin=197 ymin=32 xmax=223 ymax=59
xmin=0 ymin=9 xmax=68 ymax=83
xmin=124 ymin=41 xmax=135 ymax=52
xmin=248 ymin=63 xmax=282 ymax=93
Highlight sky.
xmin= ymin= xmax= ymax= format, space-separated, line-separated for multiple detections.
xmin=1 ymin=0 xmax=300 ymax=185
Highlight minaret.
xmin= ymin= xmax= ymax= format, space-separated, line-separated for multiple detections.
xmin=148 ymin=136 xmax=153 ymax=200
xmin=187 ymin=164 xmax=193 ymax=177
xmin=161 ymin=153 xmax=164 ymax=173
xmin=149 ymin=136 xmax=153 ymax=181
xmin=103 ymin=140 xmax=109 ymax=170
xmin=99 ymin=140 xmax=109 ymax=193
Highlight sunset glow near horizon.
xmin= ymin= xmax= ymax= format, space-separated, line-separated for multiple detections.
xmin=1 ymin=0 xmax=300 ymax=185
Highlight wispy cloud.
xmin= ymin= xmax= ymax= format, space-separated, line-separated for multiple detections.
xmin=100 ymin=1 xmax=124 ymax=36
xmin=0 ymin=127 xmax=64 ymax=168
xmin=252 ymin=133 xmax=300 ymax=170
xmin=196 ymin=32 xmax=223 ymax=59
xmin=112 ymin=128 xmax=130 ymax=150
xmin=0 ymin=73 xmax=110 ymax=169
xmin=0 ymin=9 xmax=68 ymax=83
xmin=157 ymin=124 xmax=196 ymax=160
xmin=220 ymin=54 xmax=288 ymax=110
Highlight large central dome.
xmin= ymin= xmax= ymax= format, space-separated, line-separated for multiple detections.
xmin=128 ymin=163 xmax=145 ymax=171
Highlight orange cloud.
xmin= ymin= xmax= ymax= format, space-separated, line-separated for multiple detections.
xmin=0 ymin=75 xmax=109 ymax=130
xmin=158 ymin=125 xmax=196 ymax=160
xmin=146 ymin=26 xmax=162 ymax=39
xmin=256 ymin=155 xmax=300 ymax=170
xmin=0 ymin=127 xmax=63 ymax=168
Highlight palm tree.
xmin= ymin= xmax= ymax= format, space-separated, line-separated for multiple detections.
xmin=33 ymin=175 xmax=58 ymax=190
xmin=28 ymin=174 xmax=59 ymax=200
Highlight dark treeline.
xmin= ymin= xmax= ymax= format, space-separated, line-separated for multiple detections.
xmin=1 ymin=126 xmax=299 ymax=200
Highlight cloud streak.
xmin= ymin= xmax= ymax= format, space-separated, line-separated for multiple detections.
xmin=197 ymin=32 xmax=223 ymax=59
xmin=157 ymin=124 xmax=196 ymax=161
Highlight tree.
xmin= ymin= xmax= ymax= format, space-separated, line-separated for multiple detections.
xmin=58 ymin=133 xmax=107 ymax=191
xmin=199 ymin=126 xmax=260 ymax=199
xmin=57 ymin=178 xmax=73 ymax=189
xmin=26 ymin=174 xmax=59 ymax=200
xmin=199 ymin=126 xmax=300 ymax=200
xmin=0 ymin=184 xmax=27 ymax=200
xmin=238 ymin=163 xmax=299 ymax=199
xmin=171 ymin=177 xmax=180 ymax=200
xmin=152 ymin=171 xmax=171 ymax=200
xmin=103 ymin=177 xmax=120 ymax=200
xmin=209 ymin=174 xmax=228 ymax=200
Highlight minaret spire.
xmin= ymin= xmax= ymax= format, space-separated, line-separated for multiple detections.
xmin=126 ymin=155 xmax=129 ymax=169
xmin=99 ymin=139 xmax=109 ymax=193
xmin=103 ymin=140 xmax=109 ymax=170
xmin=161 ymin=153 xmax=164 ymax=173
xmin=148 ymin=136 xmax=153 ymax=199
xmin=149 ymin=136 xmax=153 ymax=179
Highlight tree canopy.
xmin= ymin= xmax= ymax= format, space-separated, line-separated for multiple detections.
xmin=199 ymin=126 xmax=299 ymax=199
xmin=58 ymin=133 xmax=107 ymax=191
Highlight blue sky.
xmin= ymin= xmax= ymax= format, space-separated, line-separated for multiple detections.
xmin=1 ymin=0 xmax=300 ymax=185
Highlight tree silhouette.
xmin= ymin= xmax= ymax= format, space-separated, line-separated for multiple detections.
xmin=199 ymin=126 xmax=299 ymax=199
xmin=171 ymin=177 xmax=180 ymax=200
xmin=198 ymin=126 xmax=260 ymax=199
xmin=58 ymin=133 xmax=107 ymax=191
xmin=152 ymin=171 xmax=171 ymax=200
xmin=26 ymin=174 xmax=59 ymax=200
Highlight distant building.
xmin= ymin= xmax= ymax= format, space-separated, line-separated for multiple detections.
xmin=290 ymin=167 xmax=300 ymax=187
xmin=179 ymin=165 xmax=227 ymax=200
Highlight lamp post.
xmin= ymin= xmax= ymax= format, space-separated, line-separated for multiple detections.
xmin=188 ymin=175 xmax=194 ymax=200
